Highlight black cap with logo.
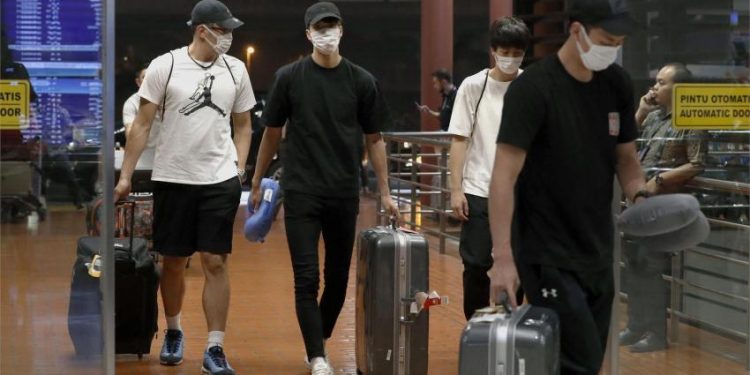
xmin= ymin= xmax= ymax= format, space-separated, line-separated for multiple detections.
xmin=304 ymin=2 xmax=342 ymax=28
xmin=187 ymin=0 xmax=244 ymax=30
xmin=568 ymin=0 xmax=638 ymax=36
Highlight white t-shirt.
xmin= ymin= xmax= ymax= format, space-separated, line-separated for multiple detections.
xmin=122 ymin=92 xmax=140 ymax=126
xmin=139 ymin=46 xmax=256 ymax=184
xmin=122 ymin=92 xmax=159 ymax=169
xmin=447 ymin=68 xmax=520 ymax=197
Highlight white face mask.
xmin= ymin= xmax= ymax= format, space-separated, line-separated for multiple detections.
xmin=310 ymin=27 xmax=341 ymax=55
xmin=575 ymin=26 xmax=620 ymax=71
xmin=204 ymin=27 xmax=233 ymax=55
xmin=494 ymin=54 xmax=524 ymax=74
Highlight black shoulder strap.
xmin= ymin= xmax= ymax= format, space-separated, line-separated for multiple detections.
xmin=470 ymin=69 xmax=490 ymax=138
xmin=221 ymin=56 xmax=237 ymax=85
xmin=161 ymin=51 xmax=174 ymax=119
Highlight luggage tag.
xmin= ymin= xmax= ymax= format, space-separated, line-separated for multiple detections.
xmin=87 ymin=254 xmax=102 ymax=278
xmin=263 ymin=188 xmax=274 ymax=202
xmin=408 ymin=291 xmax=449 ymax=316
xmin=470 ymin=306 xmax=508 ymax=322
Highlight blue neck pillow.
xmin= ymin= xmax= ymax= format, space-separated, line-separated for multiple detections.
xmin=244 ymin=178 xmax=280 ymax=243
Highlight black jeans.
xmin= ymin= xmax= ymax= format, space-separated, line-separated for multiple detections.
xmin=459 ymin=194 xmax=523 ymax=319
xmin=623 ymin=238 xmax=670 ymax=339
xmin=283 ymin=190 xmax=359 ymax=360
xmin=517 ymin=262 xmax=614 ymax=375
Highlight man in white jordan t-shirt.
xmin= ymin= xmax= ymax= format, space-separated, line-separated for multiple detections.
xmin=447 ymin=16 xmax=531 ymax=320
xmin=114 ymin=1 xmax=254 ymax=374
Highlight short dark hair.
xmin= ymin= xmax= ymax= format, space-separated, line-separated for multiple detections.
xmin=664 ymin=62 xmax=692 ymax=83
xmin=490 ymin=17 xmax=531 ymax=51
xmin=431 ymin=68 xmax=451 ymax=83
xmin=136 ymin=64 xmax=149 ymax=78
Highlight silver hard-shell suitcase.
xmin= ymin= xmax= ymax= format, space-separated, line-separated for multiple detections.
xmin=356 ymin=222 xmax=440 ymax=375
xmin=459 ymin=303 xmax=560 ymax=375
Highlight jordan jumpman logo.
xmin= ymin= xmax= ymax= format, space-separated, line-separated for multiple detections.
xmin=179 ymin=72 xmax=227 ymax=117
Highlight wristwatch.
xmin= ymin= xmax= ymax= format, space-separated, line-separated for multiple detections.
xmin=237 ymin=169 xmax=247 ymax=182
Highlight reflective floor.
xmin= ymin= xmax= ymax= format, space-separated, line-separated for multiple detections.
xmin=1 ymin=197 xmax=747 ymax=374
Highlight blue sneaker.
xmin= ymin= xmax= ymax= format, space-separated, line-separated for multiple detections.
xmin=202 ymin=346 xmax=235 ymax=375
xmin=159 ymin=329 xmax=184 ymax=365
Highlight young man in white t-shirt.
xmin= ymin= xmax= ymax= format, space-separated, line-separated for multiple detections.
xmin=114 ymin=1 xmax=254 ymax=374
xmin=121 ymin=65 xmax=159 ymax=169
xmin=447 ymin=16 xmax=531 ymax=320
xmin=122 ymin=66 xmax=146 ymax=136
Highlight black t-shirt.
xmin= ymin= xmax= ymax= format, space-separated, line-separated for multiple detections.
xmin=497 ymin=55 xmax=637 ymax=270
xmin=263 ymin=56 xmax=389 ymax=198
xmin=439 ymin=87 xmax=457 ymax=131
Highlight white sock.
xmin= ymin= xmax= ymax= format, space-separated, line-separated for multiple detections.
xmin=166 ymin=313 xmax=181 ymax=331
xmin=207 ymin=331 xmax=225 ymax=349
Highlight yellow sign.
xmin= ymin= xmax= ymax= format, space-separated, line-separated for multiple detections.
xmin=0 ymin=80 xmax=30 ymax=130
xmin=673 ymin=84 xmax=750 ymax=130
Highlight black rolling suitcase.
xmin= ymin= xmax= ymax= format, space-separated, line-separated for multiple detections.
xmin=356 ymin=220 xmax=444 ymax=375
xmin=68 ymin=201 xmax=159 ymax=358
xmin=459 ymin=300 xmax=560 ymax=375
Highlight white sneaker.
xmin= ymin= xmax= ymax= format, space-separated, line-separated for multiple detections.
xmin=310 ymin=357 xmax=333 ymax=375
xmin=305 ymin=339 xmax=328 ymax=369
xmin=305 ymin=354 xmax=329 ymax=369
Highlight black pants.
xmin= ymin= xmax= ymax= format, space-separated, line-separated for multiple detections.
xmin=283 ymin=190 xmax=359 ymax=360
xmin=517 ymin=262 xmax=614 ymax=375
xmin=459 ymin=194 xmax=522 ymax=319
xmin=623 ymin=238 xmax=670 ymax=339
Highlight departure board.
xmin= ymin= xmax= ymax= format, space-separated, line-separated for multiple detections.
xmin=2 ymin=0 xmax=102 ymax=145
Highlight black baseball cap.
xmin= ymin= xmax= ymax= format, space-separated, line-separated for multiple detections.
xmin=187 ymin=0 xmax=244 ymax=30
xmin=304 ymin=2 xmax=342 ymax=28
xmin=568 ymin=0 xmax=638 ymax=36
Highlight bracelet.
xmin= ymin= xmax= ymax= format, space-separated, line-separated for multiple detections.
xmin=654 ymin=172 xmax=665 ymax=186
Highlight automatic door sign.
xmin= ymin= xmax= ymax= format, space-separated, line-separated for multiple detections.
xmin=0 ymin=80 xmax=30 ymax=130
xmin=673 ymin=84 xmax=750 ymax=130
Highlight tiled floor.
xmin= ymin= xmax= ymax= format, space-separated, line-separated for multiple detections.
xmin=1 ymin=197 xmax=747 ymax=374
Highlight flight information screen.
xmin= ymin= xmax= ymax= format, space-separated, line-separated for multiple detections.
xmin=2 ymin=0 xmax=102 ymax=145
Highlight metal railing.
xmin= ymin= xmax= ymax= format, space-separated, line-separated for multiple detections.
xmin=664 ymin=176 xmax=750 ymax=369
xmin=376 ymin=131 xmax=456 ymax=253
xmin=623 ymin=153 xmax=750 ymax=367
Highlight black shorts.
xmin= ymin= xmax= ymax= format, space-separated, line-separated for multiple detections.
xmin=153 ymin=177 xmax=242 ymax=257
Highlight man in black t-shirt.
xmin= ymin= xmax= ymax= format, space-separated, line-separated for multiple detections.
xmin=416 ymin=68 xmax=457 ymax=131
xmin=488 ymin=1 xmax=650 ymax=374
xmin=251 ymin=3 xmax=399 ymax=375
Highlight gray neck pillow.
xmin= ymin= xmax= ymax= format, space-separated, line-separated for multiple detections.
xmin=617 ymin=194 xmax=710 ymax=253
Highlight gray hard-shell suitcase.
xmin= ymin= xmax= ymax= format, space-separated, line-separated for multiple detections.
xmin=459 ymin=303 xmax=560 ymax=375
xmin=356 ymin=222 xmax=440 ymax=375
